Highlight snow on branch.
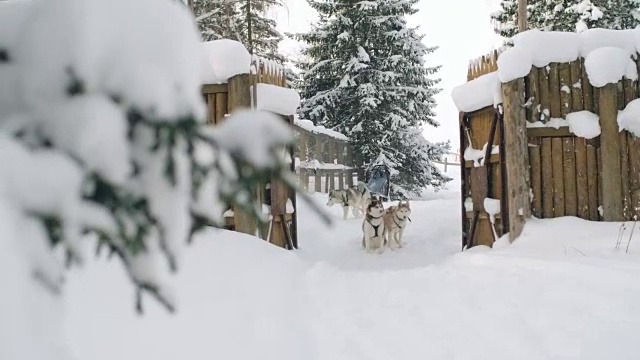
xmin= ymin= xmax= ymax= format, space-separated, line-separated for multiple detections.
xmin=1 ymin=0 xmax=317 ymax=357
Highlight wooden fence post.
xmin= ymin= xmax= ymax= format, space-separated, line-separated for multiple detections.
xmin=328 ymin=140 xmax=336 ymax=191
xmin=337 ymin=142 xmax=345 ymax=189
xmin=227 ymin=74 xmax=258 ymax=236
xmin=502 ymin=79 xmax=531 ymax=242
xmin=599 ymin=83 xmax=624 ymax=221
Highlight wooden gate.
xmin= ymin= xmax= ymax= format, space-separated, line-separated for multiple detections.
xmin=459 ymin=49 xmax=640 ymax=248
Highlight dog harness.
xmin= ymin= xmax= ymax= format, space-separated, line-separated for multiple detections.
xmin=366 ymin=215 xmax=383 ymax=237
xmin=393 ymin=213 xmax=405 ymax=229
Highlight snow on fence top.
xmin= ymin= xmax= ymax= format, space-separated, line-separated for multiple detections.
xmin=294 ymin=117 xmax=349 ymax=141
xmin=451 ymin=72 xmax=502 ymax=113
xmin=253 ymin=83 xmax=300 ymax=116
xmin=452 ymin=28 xmax=640 ymax=113
xmin=201 ymin=39 xmax=251 ymax=84
xmin=497 ymin=28 xmax=639 ymax=83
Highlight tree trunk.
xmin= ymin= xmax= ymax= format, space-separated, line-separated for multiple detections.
xmin=518 ymin=0 xmax=527 ymax=32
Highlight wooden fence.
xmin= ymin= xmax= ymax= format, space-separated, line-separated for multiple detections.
xmin=294 ymin=123 xmax=363 ymax=193
xmin=202 ymin=56 xmax=297 ymax=249
xmin=458 ymin=50 xmax=640 ymax=249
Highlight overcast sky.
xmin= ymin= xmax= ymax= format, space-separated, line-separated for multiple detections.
xmin=274 ymin=0 xmax=504 ymax=150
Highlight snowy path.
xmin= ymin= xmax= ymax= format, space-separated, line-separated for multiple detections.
xmin=63 ymin=167 xmax=640 ymax=359
xmin=295 ymin=189 xmax=461 ymax=271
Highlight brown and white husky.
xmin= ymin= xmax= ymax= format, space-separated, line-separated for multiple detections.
xmin=383 ymin=201 xmax=411 ymax=249
xmin=362 ymin=197 xmax=385 ymax=253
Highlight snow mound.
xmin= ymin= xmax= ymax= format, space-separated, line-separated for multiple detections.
xmin=618 ymin=99 xmax=640 ymax=137
xmin=201 ymin=39 xmax=251 ymax=84
xmin=584 ymin=47 xmax=638 ymax=87
xmin=451 ymin=72 xmax=502 ymax=112
xmin=254 ymin=83 xmax=300 ymax=116
xmin=566 ymin=110 xmax=601 ymax=139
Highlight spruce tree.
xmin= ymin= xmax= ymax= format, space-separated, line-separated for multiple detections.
xmin=295 ymin=0 xmax=451 ymax=198
xmin=193 ymin=0 xmax=285 ymax=62
xmin=492 ymin=0 xmax=640 ymax=40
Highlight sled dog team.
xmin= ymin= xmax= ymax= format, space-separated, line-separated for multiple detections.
xmin=326 ymin=182 xmax=411 ymax=253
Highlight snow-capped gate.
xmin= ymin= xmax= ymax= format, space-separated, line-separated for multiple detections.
xmin=453 ymin=30 xmax=640 ymax=249
xmin=202 ymin=50 xmax=299 ymax=250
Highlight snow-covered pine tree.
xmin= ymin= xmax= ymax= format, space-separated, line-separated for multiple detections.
xmin=193 ymin=0 xmax=285 ymax=62
xmin=295 ymin=0 xmax=450 ymax=198
xmin=492 ymin=0 xmax=640 ymax=40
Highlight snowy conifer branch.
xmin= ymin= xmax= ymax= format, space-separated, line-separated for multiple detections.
xmin=0 ymin=0 xmax=316 ymax=318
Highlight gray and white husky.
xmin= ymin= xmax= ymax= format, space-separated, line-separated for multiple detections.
xmin=326 ymin=181 xmax=372 ymax=220
xmin=383 ymin=201 xmax=412 ymax=249
xmin=362 ymin=197 xmax=386 ymax=253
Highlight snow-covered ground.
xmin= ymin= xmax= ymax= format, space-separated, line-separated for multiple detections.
xmin=63 ymin=165 xmax=640 ymax=359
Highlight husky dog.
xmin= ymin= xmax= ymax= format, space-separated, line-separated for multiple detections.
xmin=326 ymin=181 xmax=371 ymax=219
xmin=362 ymin=196 xmax=386 ymax=253
xmin=383 ymin=201 xmax=412 ymax=249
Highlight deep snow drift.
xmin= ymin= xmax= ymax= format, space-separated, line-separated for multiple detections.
xmin=63 ymin=165 xmax=640 ymax=360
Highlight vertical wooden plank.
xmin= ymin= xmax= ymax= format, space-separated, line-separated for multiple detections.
xmin=571 ymin=60 xmax=589 ymax=220
xmin=328 ymin=170 xmax=335 ymax=191
xmin=227 ymin=74 xmax=257 ymax=235
xmin=529 ymin=142 xmax=542 ymax=218
xmin=474 ymin=219 xmax=494 ymax=247
xmin=206 ymin=94 xmax=216 ymax=124
xmin=624 ymin=78 xmax=637 ymax=105
xmin=552 ymin=138 xmax=566 ymax=217
xmin=587 ymin=145 xmax=599 ymax=220
xmin=581 ymin=58 xmax=595 ymax=113
xmin=538 ymin=67 xmax=551 ymax=122
xmin=629 ymin=135 xmax=640 ymax=220
xmin=269 ymin=178 xmax=289 ymax=248
xmin=337 ymin=142 xmax=345 ymax=189
xmin=314 ymin=171 xmax=322 ymax=193
xmin=599 ymin=83 xmax=624 ymax=221
xmin=623 ymin=78 xmax=637 ymax=220
xmin=528 ymin=67 xmax=540 ymax=123
xmin=548 ymin=63 xmax=562 ymax=119
xmin=302 ymin=169 xmax=310 ymax=192
xmin=558 ymin=62 xmax=573 ymax=118
xmin=558 ymin=62 xmax=576 ymax=217
xmin=324 ymin=172 xmax=330 ymax=192
xmin=575 ymin=138 xmax=589 ymax=219
xmin=597 ymin=146 xmax=603 ymax=219
xmin=570 ymin=60 xmax=584 ymax=112
xmin=541 ymin=138 xmax=554 ymax=218
xmin=502 ymin=80 xmax=531 ymax=241
xmin=620 ymin=133 xmax=630 ymax=219
xmin=617 ymin=82 xmax=625 ymax=110
xmin=563 ymin=137 xmax=578 ymax=216
xmin=345 ymin=143 xmax=354 ymax=167
xmin=215 ymin=92 xmax=227 ymax=124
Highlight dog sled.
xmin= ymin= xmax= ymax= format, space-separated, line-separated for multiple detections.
xmin=365 ymin=164 xmax=391 ymax=201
